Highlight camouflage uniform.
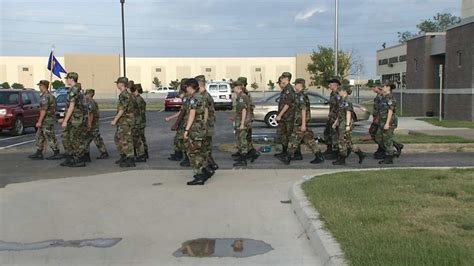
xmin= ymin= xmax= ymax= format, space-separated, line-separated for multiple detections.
xmin=376 ymin=93 xmax=398 ymax=156
xmin=200 ymin=90 xmax=216 ymax=166
xmin=62 ymin=84 xmax=86 ymax=160
xmin=370 ymin=93 xmax=383 ymax=141
xmin=234 ymin=92 xmax=252 ymax=154
xmin=85 ymin=98 xmax=107 ymax=154
xmin=114 ymin=89 xmax=135 ymax=158
xmin=323 ymin=90 xmax=341 ymax=149
xmin=288 ymin=91 xmax=321 ymax=155
xmin=35 ymin=91 xmax=59 ymax=152
xmin=277 ymin=83 xmax=295 ymax=146
xmin=336 ymin=96 xmax=363 ymax=157
xmin=136 ymin=94 xmax=148 ymax=155
xmin=131 ymin=94 xmax=146 ymax=158
xmin=186 ymin=93 xmax=207 ymax=175
xmin=174 ymin=94 xmax=189 ymax=153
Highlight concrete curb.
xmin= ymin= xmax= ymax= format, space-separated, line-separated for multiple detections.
xmin=289 ymin=177 xmax=347 ymax=266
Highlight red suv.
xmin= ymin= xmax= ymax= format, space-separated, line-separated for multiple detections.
xmin=0 ymin=89 xmax=41 ymax=135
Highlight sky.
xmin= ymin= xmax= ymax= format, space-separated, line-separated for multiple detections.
xmin=0 ymin=0 xmax=461 ymax=79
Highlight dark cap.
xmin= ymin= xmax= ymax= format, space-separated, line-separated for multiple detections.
xmin=276 ymin=76 xmax=283 ymax=84
xmin=115 ymin=77 xmax=128 ymax=84
xmin=233 ymin=80 xmax=244 ymax=87
xmin=237 ymin=77 xmax=248 ymax=85
xmin=195 ymin=75 xmax=206 ymax=82
xmin=340 ymin=85 xmax=352 ymax=95
xmin=65 ymin=72 xmax=78 ymax=80
xmin=294 ymin=78 xmax=306 ymax=87
xmin=134 ymin=84 xmax=143 ymax=94
xmin=185 ymin=78 xmax=199 ymax=88
xmin=281 ymin=72 xmax=292 ymax=80
xmin=328 ymin=78 xmax=341 ymax=85
xmin=85 ymin=89 xmax=95 ymax=95
xmin=37 ymin=80 xmax=50 ymax=87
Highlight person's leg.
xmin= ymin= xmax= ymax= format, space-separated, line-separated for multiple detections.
xmin=380 ymin=127 xmax=395 ymax=164
xmin=279 ymin=128 xmax=302 ymax=165
xmin=303 ymin=130 xmax=324 ymax=164
xmin=333 ymin=127 xmax=347 ymax=165
xmin=234 ymin=128 xmax=248 ymax=166
xmin=120 ymin=124 xmax=135 ymax=167
xmin=29 ymin=127 xmax=45 ymax=159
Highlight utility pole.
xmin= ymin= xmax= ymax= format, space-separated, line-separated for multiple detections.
xmin=334 ymin=0 xmax=339 ymax=77
xmin=439 ymin=64 xmax=443 ymax=121
xmin=120 ymin=0 xmax=126 ymax=77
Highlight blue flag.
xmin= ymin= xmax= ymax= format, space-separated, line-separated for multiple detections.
xmin=47 ymin=52 xmax=67 ymax=79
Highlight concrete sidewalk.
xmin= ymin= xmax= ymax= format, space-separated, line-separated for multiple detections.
xmin=398 ymin=117 xmax=474 ymax=140
xmin=0 ymin=169 xmax=331 ymax=266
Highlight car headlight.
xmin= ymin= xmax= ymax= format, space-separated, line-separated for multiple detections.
xmin=0 ymin=109 xmax=6 ymax=116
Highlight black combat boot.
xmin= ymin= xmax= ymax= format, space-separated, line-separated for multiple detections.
xmin=310 ymin=152 xmax=325 ymax=164
xmin=187 ymin=174 xmax=207 ymax=186
xmin=70 ymin=157 xmax=86 ymax=167
xmin=394 ymin=142 xmax=404 ymax=158
xmin=96 ymin=152 xmax=109 ymax=159
xmin=135 ymin=154 xmax=147 ymax=163
xmin=373 ymin=146 xmax=384 ymax=158
xmin=279 ymin=154 xmax=292 ymax=165
xmin=274 ymin=145 xmax=287 ymax=158
xmin=332 ymin=155 xmax=346 ymax=165
xmin=168 ymin=150 xmax=183 ymax=161
xmin=83 ymin=152 xmax=92 ymax=163
xmin=115 ymin=154 xmax=126 ymax=164
xmin=120 ymin=157 xmax=136 ymax=168
xmin=323 ymin=144 xmax=333 ymax=155
xmin=233 ymin=154 xmax=248 ymax=167
xmin=180 ymin=154 xmax=191 ymax=167
xmin=208 ymin=155 xmax=219 ymax=170
xmin=379 ymin=155 xmax=394 ymax=165
xmin=356 ymin=151 xmax=366 ymax=164
xmin=231 ymin=151 xmax=241 ymax=158
xmin=293 ymin=148 xmax=303 ymax=161
xmin=247 ymin=148 xmax=260 ymax=163
xmin=60 ymin=155 xmax=73 ymax=166
xmin=28 ymin=150 xmax=43 ymax=160
xmin=46 ymin=149 xmax=62 ymax=160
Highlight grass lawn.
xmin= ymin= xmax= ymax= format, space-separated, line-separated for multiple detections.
xmin=418 ymin=118 xmax=474 ymax=129
xmin=354 ymin=132 xmax=474 ymax=144
xmin=302 ymin=169 xmax=474 ymax=266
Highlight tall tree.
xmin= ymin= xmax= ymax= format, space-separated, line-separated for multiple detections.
xmin=152 ymin=77 xmax=162 ymax=88
xmin=306 ymin=46 xmax=363 ymax=87
xmin=398 ymin=12 xmax=461 ymax=43
xmin=51 ymin=80 xmax=65 ymax=89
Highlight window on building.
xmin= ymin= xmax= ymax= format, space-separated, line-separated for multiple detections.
xmin=155 ymin=68 xmax=162 ymax=72
xmin=22 ymin=67 xmax=29 ymax=72
xmin=389 ymin=57 xmax=399 ymax=64
xmin=399 ymin=55 xmax=407 ymax=62
xmin=205 ymin=68 xmax=212 ymax=72
xmin=457 ymin=51 xmax=462 ymax=67
xmin=378 ymin=59 xmax=388 ymax=66
xmin=255 ymin=68 xmax=262 ymax=72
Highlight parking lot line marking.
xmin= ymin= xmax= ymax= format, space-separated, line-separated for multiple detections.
xmin=0 ymin=135 xmax=32 ymax=142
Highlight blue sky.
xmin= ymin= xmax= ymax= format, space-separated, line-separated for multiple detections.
xmin=0 ymin=0 xmax=461 ymax=78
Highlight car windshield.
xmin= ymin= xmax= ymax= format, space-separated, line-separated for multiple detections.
xmin=218 ymin=84 xmax=228 ymax=92
xmin=0 ymin=92 xmax=20 ymax=105
xmin=167 ymin=92 xmax=179 ymax=97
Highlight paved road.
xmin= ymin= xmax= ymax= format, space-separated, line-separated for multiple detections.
xmin=1 ymin=110 xmax=473 ymax=188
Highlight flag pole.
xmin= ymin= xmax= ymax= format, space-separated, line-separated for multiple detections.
xmin=48 ymin=47 xmax=55 ymax=91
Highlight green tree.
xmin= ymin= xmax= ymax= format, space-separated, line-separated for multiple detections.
xmin=152 ymin=77 xmax=162 ymax=88
xmin=251 ymin=82 xmax=259 ymax=90
xmin=51 ymin=80 xmax=65 ymax=89
xmin=1 ymin=82 xmax=10 ymax=89
xmin=267 ymin=80 xmax=275 ymax=90
xmin=398 ymin=12 xmax=460 ymax=43
xmin=169 ymin=79 xmax=179 ymax=89
xmin=306 ymin=46 xmax=362 ymax=87
xmin=367 ymin=79 xmax=374 ymax=87
xmin=11 ymin=83 xmax=24 ymax=89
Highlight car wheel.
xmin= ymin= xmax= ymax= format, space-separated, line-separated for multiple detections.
xmin=11 ymin=118 xmax=24 ymax=136
xmin=265 ymin=112 xmax=279 ymax=128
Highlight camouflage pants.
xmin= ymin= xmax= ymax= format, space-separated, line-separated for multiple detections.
xmin=187 ymin=137 xmax=206 ymax=174
xmin=203 ymin=125 xmax=215 ymax=164
xmin=288 ymin=127 xmax=321 ymax=156
xmin=277 ymin=120 xmax=294 ymax=147
xmin=376 ymin=126 xmax=395 ymax=156
xmin=132 ymin=126 xmax=146 ymax=157
xmin=62 ymin=123 xmax=86 ymax=159
xmin=247 ymin=125 xmax=254 ymax=150
xmin=338 ymin=127 xmax=361 ymax=157
xmin=323 ymin=118 xmax=339 ymax=148
xmin=85 ymin=126 xmax=107 ymax=154
xmin=173 ymin=129 xmax=185 ymax=152
xmin=35 ymin=124 xmax=58 ymax=152
xmin=115 ymin=123 xmax=134 ymax=157
xmin=235 ymin=126 xmax=249 ymax=154
xmin=369 ymin=120 xmax=383 ymax=147
xmin=139 ymin=127 xmax=148 ymax=153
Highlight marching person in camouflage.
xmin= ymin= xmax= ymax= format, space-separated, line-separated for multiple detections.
xmin=129 ymin=81 xmax=146 ymax=163
xmin=332 ymin=86 xmax=366 ymax=165
xmin=370 ymin=84 xmax=385 ymax=159
xmin=28 ymin=80 xmax=62 ymax=160
xmin=279 ymin=78 xmax=324 ymax=165
xmin=275 ymin=72 xmax=300 ymax=159
xmin=111 ymin=77 xmax=136 ymax=168
xmin=135 ymin=84 xmax=149 ymax=159
xmin=84 ymin=89 xmax=109 ymax=161
xmin=323 ymin=78 xmax=342 ymax=160
xmin=60 ymin=72 xmax=87 ymax=167
xmin=166 ymin=78 xmax=189 ymax=164
xmin=376 ymin=83 xmax=401 ymax=164
xmin=183 ymin=78 xmax=213 ymax=185
xmin=196 ymin=75 xmax=218 ymax=173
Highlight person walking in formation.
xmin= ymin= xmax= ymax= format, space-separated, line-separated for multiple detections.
xmin=60 ymin=72 xmax=87 ymax=167
xmin=323 ymin=78 xmax=342 ymax=160
xmin=183 ymin=78 xmax=213 ymax=185
xmin=28 ymin=80 xmax=62 ymax=160
xmin=237 ymin=77 xmax=260 ymax=163
xmin=370 ymin=84 xmax=384 ymax=159
xmin=129 ymin=81 xmax=147 ymax=163
xmin=279 ymin=78 xmax=325 ymax=165
xmin=134 ymin=84 xmax=148 ymax=159
xmin=332 ymin=86 xmax=366 ymax=165
xmin=111 ymin=77 xmax=136 ymax=168
xmin=84 ymin=89 xmax=109 ymax=162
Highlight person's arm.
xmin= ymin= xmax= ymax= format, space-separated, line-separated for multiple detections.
xmin=277 ymin=105 xmax=290 ymax=121
xmin=165 ymin=111 xmax=181 ymax=121
xmin=385 ymin=110 xmax=393 ymax=130
xmin=36 ymin=110 xmax=46 ymax=128
xmin=301 ymin=108 xmax=307 ymax=131
xmin=346 ymin=111 xmax=352 ymax=131
xmin=61 ymin=102 xmax=75 ymax=128
xmin=332 ymin=118 xmax=339 ymax=129
xmin=184 ymin=109 xmax=195 ymax=139
xmin=111 ymin=109 xmax=124 ymax=126
xmin=239 ymin=109 xmax=247 ymax=129
xmin=87 ymin=111 xmax=93 ymax=130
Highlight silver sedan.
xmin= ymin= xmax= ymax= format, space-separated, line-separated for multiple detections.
xmin=253 ymin=92 xmax=370 ymax=128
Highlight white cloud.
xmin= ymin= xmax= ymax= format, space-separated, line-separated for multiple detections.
xmin=295 ymin=6 xmax=325 ymax=21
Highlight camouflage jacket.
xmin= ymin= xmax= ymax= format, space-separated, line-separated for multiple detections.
xmin=86 ymin=98 xmax=100 ymax=128
xmin=328 ymin=90 xmax=342 ymax=121
xmin=278 ymin=84 xmax=295 ymax=121
xmin=40 ymin=92 xmax=57 ymax=126
xmin=179 ymin=95 xmax=191 ymax=130
xmin=337 ymin=96 xmax=355 ymax=129
xmin=136 ymin=95 xmax=147 ymax=127
xmin=294 ymin=91 xmax=311 ymax=127
xmin=378 ymin=93 xmax=398 ymax=127
xmin=372 ymin=94 xmax=383 ymax=118
xmin=187 ymin=93 xmax=206 ymax=140
xmin=235 ymin=92 xmax=252 ymax=126
xmin=66 ymin=84 xmax=86 ymax=126
xmin=116 ymin=89 xmax=136 ymax=126
xmin=200 ymin=90 xmax=216 ymax=129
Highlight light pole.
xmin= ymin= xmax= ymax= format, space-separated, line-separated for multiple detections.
xmin=334 ymin=0 xmax=339 ymax=77
xmin=120 ymin=0 xmax=126 ymax=77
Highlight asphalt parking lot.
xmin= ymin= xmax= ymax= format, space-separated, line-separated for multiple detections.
xmin=1 ymin=110 xmax=474 ymax=188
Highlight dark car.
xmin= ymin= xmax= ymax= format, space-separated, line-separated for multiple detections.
xmin=0 ymin=89 xmax=41 ymax=135
xmin=55 ymin=93 xmax=68 ymax=119
xmin=164 ymin=91 xmax=182 ymax=111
